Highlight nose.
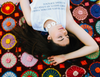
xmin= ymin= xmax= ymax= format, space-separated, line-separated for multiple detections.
xmin=63 ymin=29 xmax=67 ymax=34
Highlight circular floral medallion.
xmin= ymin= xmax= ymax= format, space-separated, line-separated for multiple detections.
xmin=86 ymin=50 xmax=100 ymax=60
xmin=21 ymin=52 xmax=38 ymax=67
xmin=1 ymin=52 xmax=17 ymax=68
xmin=0 ymin=0 xmax=19 ymax=4
xmin=2 ymin=17 xmax=16 ymax=32
xmin=43 ymin=58 xmax=51 ymax=65
xmin=95 ymin=20 xmax=100 ymax=35
xmin=80 ymin=23 xmax=94 ymax=37
xmin=96 ymin=0 xmax=100 ymax=5
xmin=0 ymin=4 xmax=2 ymax=8
xmin=71 ymin=0 xmax=84 ymax=5
xmin=90 ymin=4 xmax=100 ymax=18
xmin=21 ymin=70 xmax=39 ymax=77
xmin=72 ymin=6 xmax=88 ymax=21
xmin=89 ymin=0 xmax=97 ymax=2
xmin=2 ymin=71 xmax=17 ymax=77
xmin=1 ymin=33 xmax=17 ymax=50
xmin=19 ymin=16 xmax=25 ymax=26
xmin=42 ymin=55 xmax=51 ymax=65
xmin=89 ymin=62 xmax=100 ymax=77
xmin=1 ymin=2 xmax=15 ymax=15
xmin=65 ymin=65 xmax=86 ymax=77
xmin=42 ymin=68 xmax=61 ymax=77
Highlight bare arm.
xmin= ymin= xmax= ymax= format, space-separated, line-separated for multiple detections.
xmin=48 ymin=5 xmax=99 ymax=66
xmin=61 ymin=6 xmax=99 ymax=62
xmin=65 ymin=5 xmax=99 ymax=59
xmin=20 ymin=0 xmax=32 ymax=26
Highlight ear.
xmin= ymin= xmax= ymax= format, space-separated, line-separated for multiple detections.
xmin=47 ymin=35 xmax=51 ymax=40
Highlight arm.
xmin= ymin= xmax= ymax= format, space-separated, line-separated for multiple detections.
xmin=65 ymin=5 xmax=99 ymax=58
xmin=20 ymin=0 xmax=32 ymax=26
xmin=48 ymin=5 xmax=99 ymax=66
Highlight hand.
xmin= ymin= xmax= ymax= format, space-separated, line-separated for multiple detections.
xmin=48 ymin=54 xmax=66 ymax=66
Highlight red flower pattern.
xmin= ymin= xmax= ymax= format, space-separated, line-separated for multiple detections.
xmin=65 ymin=65 xmax=86 ymax=77
xmin=1 ymin=2 xmax=15 ymax=15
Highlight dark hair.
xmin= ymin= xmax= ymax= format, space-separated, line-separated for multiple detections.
xmin=11 ymin=23 xmax=80 ymax=59
xmin=48 ymin=32 xmax=80 ymax=55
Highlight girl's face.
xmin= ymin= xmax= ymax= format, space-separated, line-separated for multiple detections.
xmin=47 ymin=24 xmax=70 ymax=46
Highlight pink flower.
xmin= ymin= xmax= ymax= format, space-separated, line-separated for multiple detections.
xmin=72 ymin=6 xmax=88 ymax=21
xmin=20 ymin=52 xmax=38 ymax=67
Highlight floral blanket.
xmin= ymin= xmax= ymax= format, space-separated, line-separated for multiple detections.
xmin=0 ymin=0 xmax=100 ymax=77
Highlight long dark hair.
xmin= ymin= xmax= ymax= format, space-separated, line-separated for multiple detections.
xmin=11 ymin=23 xmax=80 ymax=59
xmin=48 ymin=32 xmax=80 ymax=55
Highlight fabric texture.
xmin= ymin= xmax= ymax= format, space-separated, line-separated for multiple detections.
xmin=30 ymin=0 xmax=70 ymax=32
xmin=0 ymin=0 xmax=100 ymax=77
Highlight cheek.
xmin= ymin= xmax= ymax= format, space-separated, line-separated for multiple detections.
xmin=68 ymin=38 xmax=70 ymax=44
xmin=51 ymin=33 xmax=59 ymax=42
xmin=53 ymin=33 xmax=61 ymax=39
xmin=51 ymin=31 xmax=60 ymax=37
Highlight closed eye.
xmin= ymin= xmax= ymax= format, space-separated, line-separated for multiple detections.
xmin=58 ymin=38 xmax=64 ymax=41
xmin=65 ymin=34 xmax=68 ymax=36
xmin=58 ymin=36 xmax=64 ymax=41
xmin=58 ymin=36 xmax=62 ymax=38
xmin=58 ymin=35 xmax=69 ymax=41
xmin=65 ymin=34 xmax=69 ymax=38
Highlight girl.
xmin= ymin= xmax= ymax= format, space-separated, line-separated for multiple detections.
xmin=16 ymin=0 xmax=99 ymax=66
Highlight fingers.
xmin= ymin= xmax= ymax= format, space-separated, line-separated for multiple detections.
xmin=47 ymin=56 xmax=59 ymax=66
xmin=48 ymin=59 xmax=58 ymax=66
xmin=53 ymin=63 xmax=58 ymax=66
xmin=47 ymin=56 xmax=54 ymax=59
xmin=48 ymin=58 xmax=54 ymax=62
xmin=48 ymin=56 xmax=54 ymax=62
xmin=50 ymin=61 xmax=58 ymax=66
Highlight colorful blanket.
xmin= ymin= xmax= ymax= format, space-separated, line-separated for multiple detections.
xmin=0 ymin=0 xmax=100 ymax=77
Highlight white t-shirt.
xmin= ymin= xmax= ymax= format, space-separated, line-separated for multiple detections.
xmin=30 ymin=0 xmax=70 ymax=32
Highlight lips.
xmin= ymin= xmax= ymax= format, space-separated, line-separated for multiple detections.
xmin=59 ymin=27 xmax=64 ymax=30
